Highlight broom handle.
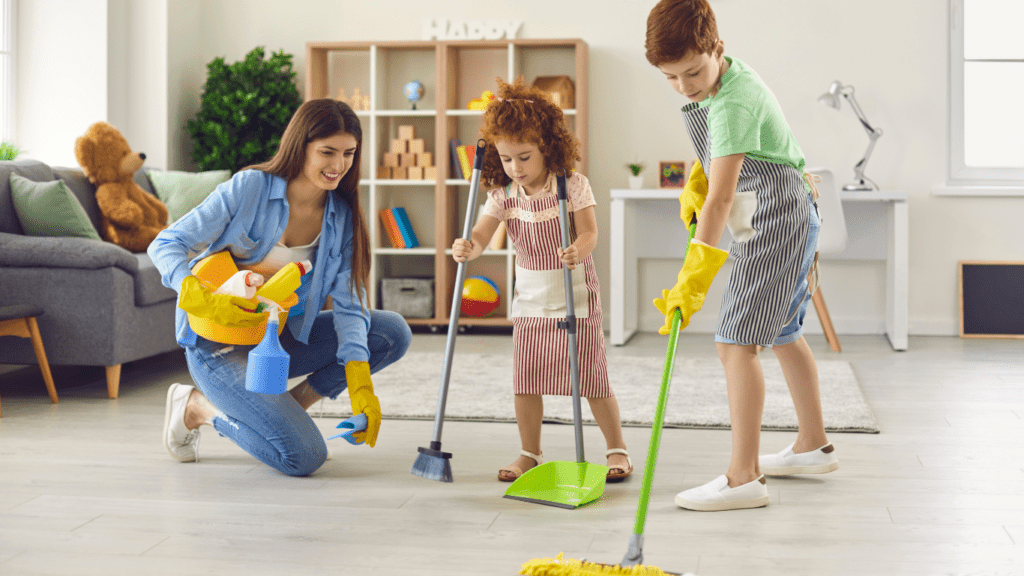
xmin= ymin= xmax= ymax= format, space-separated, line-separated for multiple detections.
xmin=556 ymin=171 xmax=584 ymax=464
xmin=430 ymin=139 xmax=487 ymax=445
xmin=632 ymin=221 xmax=696 ymax=536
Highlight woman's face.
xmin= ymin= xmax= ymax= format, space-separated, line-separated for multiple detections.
xmin=495 ymin=139 xmax=548 ymax=194
xmin=300 ymin=132 xmax=358 ymax=191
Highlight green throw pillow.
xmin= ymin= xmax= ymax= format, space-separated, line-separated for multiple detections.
xmin=147 ymin=170 xmax=231 ymax=223
xmin=9 ymin=174 xmax=102 ymax=240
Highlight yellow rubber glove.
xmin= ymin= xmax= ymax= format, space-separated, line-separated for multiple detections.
xmin=652 ymin=240 xmax=729 ymax=335
xmin=345 ymin=361 xmax=381 ymax=447
xmin=678 ymin=159 xmax=708 ymax=227
xmin=178 ymin=275 xmax=264 ymax=328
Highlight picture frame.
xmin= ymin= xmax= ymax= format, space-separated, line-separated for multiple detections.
xmin=658 ymin=161 xmax=691 ymax=188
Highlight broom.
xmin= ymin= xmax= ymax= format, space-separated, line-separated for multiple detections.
xmin=519 ymin=222 xmax=699 ymax=576
xmin=411 ymin=139 xmax=488 ymax=483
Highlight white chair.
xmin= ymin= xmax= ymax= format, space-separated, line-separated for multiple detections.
xmin=805 ymin=167 xmax=844 ymax=352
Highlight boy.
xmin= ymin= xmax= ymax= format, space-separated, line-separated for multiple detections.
xmin=645 ymin=0 xmax=838 ymax=511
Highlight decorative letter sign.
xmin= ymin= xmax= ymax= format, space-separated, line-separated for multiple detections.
xmin=422 ymin=19 xmax=522 ymax=41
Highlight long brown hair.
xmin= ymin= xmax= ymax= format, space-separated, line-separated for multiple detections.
xmin=245 ymin=99 xmax=370 ymax=307
xmin=478 ymin=77 xmax=581 ymax=189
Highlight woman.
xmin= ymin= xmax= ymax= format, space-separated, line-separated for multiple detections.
xmin=150 ymin=99 xmax=411 ymax=476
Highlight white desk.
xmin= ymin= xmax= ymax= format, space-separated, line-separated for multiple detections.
xmin=609 ymin=189 xmax=908 ymax=351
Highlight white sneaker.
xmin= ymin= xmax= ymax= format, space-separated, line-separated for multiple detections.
xmin=675 ymin=475 xmax=770 ymax=511
xmin=759 ymin=442 xmax=839 ymax=476
xmin=163 ymin=383 xmax=201 ymax=462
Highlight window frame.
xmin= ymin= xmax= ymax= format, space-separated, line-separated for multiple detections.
xmin=947 ymin=0 xmax=1024 ymax=187
xmin=0 ymin=0 xmax=13 ymax=143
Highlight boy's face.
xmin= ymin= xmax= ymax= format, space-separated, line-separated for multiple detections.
xmin=657 ymin=41 xmax=726 ymax=102
xmin=495 ymin=139 xmax=548 ymax=194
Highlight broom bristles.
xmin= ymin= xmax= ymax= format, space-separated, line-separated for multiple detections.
xmin=411 ymin=452 xmax=453 ymax=483
xmin=520 ymin=553 xmax=678 ymax=576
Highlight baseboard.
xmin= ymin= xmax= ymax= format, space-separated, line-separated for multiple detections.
xmin=626 ymin=313 xmax=959 ymax=337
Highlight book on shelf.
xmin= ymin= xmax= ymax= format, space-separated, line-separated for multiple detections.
xmin=449 ymin=138 xmax=463 ymax=179
xmin=391 ymin=207 xmax=419 ymax=248
xmin=465 ymin=144 xmax=476 ymax=172
xmin=456 ymin=145 xmax=472 ymax=180
xmin=378 ymin=209 xmax=405 ymax=248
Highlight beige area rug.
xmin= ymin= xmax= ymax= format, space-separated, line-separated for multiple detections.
xmin=307 ymin=352 xmax=879 ymax=433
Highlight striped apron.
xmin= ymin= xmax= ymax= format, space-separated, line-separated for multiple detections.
xmin=503 ymin=180 xmax=612 ymax=397
xmin=681 ymin=102 xmax=811 ymax=346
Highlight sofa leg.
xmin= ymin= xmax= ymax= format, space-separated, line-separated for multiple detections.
xmin=105 ymin=364 xmax=121 ymax=399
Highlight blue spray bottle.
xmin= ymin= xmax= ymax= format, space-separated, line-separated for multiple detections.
xmin=245 ymin=297 xmax=290 ymax=394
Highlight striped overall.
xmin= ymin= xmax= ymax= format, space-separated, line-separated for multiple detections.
xmin=500 ymin=175 xmax=612 ymax=397
xmin=681 ymin=102 xmax=812 ymax=347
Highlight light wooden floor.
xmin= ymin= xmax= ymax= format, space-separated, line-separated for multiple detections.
xmin=1 ymin=332 xmax=1022 ymax=576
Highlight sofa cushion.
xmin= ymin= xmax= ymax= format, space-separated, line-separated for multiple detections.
xmin=51 ymin=166 xmax=163 ymax=232
xmin=9 ymin=174 xmax=103 ymax=240
xmin=0 ymin=160 xmax=56 ymax=234
xmin=147 ymin=169 xmax=230 ymax=223
xmin=133 ymin=252 xmax=178 ymax=306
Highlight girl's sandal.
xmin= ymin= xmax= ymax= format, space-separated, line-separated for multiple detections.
xmin=605 ymin=448 xmax=633 ymax=482
xmin=498 ymin=450 xmax=543 ymax=482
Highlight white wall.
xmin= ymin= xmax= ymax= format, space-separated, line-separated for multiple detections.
xmin=18 ymin=0 xmax=1021 ymax=337
xmin=17 ymin=0 xmax=108 ymax=167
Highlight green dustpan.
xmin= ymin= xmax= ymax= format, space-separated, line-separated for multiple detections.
xmin=504 ymin=171 xmax=608 ymax=510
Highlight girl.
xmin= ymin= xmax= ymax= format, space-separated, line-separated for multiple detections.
xmin=150 ymin=99 xmax=412 ymax=476
xmin=452 ymin=78 xmax=632 ymax=483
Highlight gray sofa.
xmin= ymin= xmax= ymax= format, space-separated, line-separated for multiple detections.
xmin=0 ymin=159 xmax=180 ymax=398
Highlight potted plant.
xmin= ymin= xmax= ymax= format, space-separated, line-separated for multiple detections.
xmin=625 ymin=161 xmax=645 ymax=189
xmin=187 ymin=47 xmax=303 ymax=173
xmin=0 ymin=141 xmax=21 ymax=161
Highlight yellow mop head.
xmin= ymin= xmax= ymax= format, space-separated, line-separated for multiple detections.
xmin=521 ymin=553 xmax=676 ymax=576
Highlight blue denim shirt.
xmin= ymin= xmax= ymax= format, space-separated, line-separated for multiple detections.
xmin=148 ymin=169 xmax=370 ymax=364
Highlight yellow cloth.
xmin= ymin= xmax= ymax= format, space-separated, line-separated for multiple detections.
xmin=678 ymin=159 xmax=708 ymax=227
xmin=345 ymin=361 xmax=381 ymax=447
xmin=653 ymin=240 xmax=728 ymax=335
xmin=177 ymin=275 xmax=263 ymax=328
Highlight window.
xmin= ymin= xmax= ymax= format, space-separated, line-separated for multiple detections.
xmin=0 ymin=0 xmax=11 ymax=143
xmin=948 ymin=0 xmax=1024 ymax=187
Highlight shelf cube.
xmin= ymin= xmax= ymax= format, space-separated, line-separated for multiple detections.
xmin=400 ymin=153 xmax=416 ymax=167
xmin=423 ymin=166 xmax=438 ymax=180
xmin=407 ymin=166 xmax=424 ymax=180
xmin=390 ymin=139 xmax=408 ymax=154
xmin=392 ymin=166 xmax=408 ymax=179
xmin=409 ymin=139 xmax=426 ymax=154
xmin=382 ymin=152 xmax=400 ymax=168
xmin=376 ymin=166 xmax=392 ymax=179
xmin=416 ymin=152 xmax=433 ymax=167
xmin=397 ymin=125 xmax=415 ymax=140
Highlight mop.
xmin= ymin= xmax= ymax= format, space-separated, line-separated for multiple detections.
xmin=411 ymin=139 xmax=488 ymax=483
xmin=519 ymin=222 xmax=699 ymax=576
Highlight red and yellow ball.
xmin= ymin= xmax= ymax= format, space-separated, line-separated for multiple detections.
xmin=461 ymin=275 xmax=500 ymax=317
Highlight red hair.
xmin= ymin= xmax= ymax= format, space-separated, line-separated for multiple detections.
xmin=478 ymin=77 xmax=580 ymax=188
xmin=645 ymin=0 xmax=719 ymax=67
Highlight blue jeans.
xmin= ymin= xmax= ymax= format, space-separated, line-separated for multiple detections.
xmin=716 ymin=195 xmax=821 ymax=348
xmin=184 ymin=309 xmax=411 ymax=476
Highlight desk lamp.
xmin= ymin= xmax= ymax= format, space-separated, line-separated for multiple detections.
xmin=819 ymin=80 xmax=883 ymax=191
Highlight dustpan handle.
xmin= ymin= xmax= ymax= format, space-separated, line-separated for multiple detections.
xmin=555 ymin=171 xmax=584 ymax=464
xmin=632 ymin=221 xmax=696 ymax=537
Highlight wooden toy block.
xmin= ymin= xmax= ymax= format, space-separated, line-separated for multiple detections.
xmin=376 ymin=166 xmax=392 ymax=179
xmin=397 ymin=125 xmax=415 ymax=140
xmin=400 ymin=153 xmax=416 ymax=167
xmin=407 ymin=166 xmax=424 ymax=180
xmin=383 ymin=152 xmax=400 ymax=168
xmin=423 ymin=166 xmax=438 ymax=180
xmin=392 ymin=166 xmax=408 ymax=179
xmin=416 ymin=152 xmax=433 ymax=167
xmin=390 ymin=139 xmax=408 ymax=154
xmin=409 ymin=139 xmax=426 ymax=154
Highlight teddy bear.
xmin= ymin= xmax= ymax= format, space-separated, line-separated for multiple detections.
xmin=74 ymin=122 xmax=168 ymax=253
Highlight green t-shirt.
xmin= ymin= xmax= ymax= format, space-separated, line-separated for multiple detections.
xmin=699 ymin=56 xmax=807 ymax=177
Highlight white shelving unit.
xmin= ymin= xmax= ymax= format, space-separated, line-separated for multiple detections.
xmin=306 ymin=39 xmax=588 ymax=328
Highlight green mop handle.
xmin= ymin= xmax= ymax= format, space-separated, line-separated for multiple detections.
xmin=632 ymin=221 xmax=696 ymax=537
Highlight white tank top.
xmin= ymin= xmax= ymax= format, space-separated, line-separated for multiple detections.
xmin=239 ymin=233 xmax=320 ymax=279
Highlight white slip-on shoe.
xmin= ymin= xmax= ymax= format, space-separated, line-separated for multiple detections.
xmin=759 ymin=442 xmax=839 ymax=476
xmin=675 ymin=475 xmax=770 ymax=511
xmin=163 ymin=383 xmax=201 ymax=463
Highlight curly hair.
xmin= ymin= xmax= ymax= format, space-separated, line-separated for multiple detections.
xmin=478 ymin=77 xmax=581 ymax=188
xmin=645 ymin=0 xmax=719 ymax=67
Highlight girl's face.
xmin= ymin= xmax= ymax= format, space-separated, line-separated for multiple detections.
xmin=495 ymin=139 xmax=548 ymax=195
xmin=299 ymin=132 xmax=358 ymax=192
xmin=657 ymin=41 xmax=726 ymax=102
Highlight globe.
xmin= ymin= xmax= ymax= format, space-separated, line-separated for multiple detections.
xmin=403 ymin=81 xmax=425 ymax=110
